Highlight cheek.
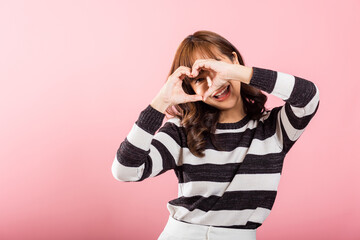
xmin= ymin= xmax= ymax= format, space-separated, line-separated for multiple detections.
xmin=230 ymin=81 xmax=241 ymax=94
xmin=193 ymin=87 xmax=202 ymax=95
xmin=199 ymin=84 xmax=209 ymax=94
xmin=192 ymin=83 xmax=209 ymax=95
xmin=194 ymin=89 xmax=202 ymax=95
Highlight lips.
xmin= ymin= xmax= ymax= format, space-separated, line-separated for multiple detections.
xmin=212 ymin=85 xmax=231 ymax=101
xmin=212 ymin=85 xmax=229 ymax=98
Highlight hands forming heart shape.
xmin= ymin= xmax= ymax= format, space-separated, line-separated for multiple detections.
xmin=155 ymin=58 xmax=243 ymax=109
xmin=189 ymin=59 xmax=235 ymax=101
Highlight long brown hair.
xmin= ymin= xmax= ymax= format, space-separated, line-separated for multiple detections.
xmin=165 ymin=30 xmax=268 ymax=158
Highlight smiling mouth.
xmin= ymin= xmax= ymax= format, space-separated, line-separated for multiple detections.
xmin=212 ymin=85 xmax=230 ymax=99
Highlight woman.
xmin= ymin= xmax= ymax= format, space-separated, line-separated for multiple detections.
xmin=112 ymin=30 xmax=320 ymax=240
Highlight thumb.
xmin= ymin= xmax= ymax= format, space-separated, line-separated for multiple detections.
xmin=203 ymin=86 xmax=218 ymax=101
xmin=186 ymin=94 xmax=203 ymax=103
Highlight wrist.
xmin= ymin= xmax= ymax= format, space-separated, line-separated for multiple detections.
xmin=231 ymin=65 xmax=253 ymax=84
xmin=150 ymin=95 xmax=171 ymax=114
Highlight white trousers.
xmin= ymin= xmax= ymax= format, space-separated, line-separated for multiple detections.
xmin=157 ymin=215 xmax=257 ymax=240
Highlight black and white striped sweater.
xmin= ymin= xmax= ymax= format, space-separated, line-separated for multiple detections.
xmin=112 ymin=66 xmax=320 ymax=229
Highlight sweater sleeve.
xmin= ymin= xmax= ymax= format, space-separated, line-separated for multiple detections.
xmin=248 ymin=66 xmax=320 ymax=154
xmin=111 ymin=104 xmax=182 ymax=182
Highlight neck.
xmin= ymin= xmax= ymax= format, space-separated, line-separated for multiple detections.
xmin=218 ymin=96 xmax=247 ymax=123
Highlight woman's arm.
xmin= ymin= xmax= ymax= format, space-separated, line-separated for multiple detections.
xmin=189 ymin=59 xmax=319 ymax=153
xmin=112 ymin=65 xmax=202 ymax=182
xmin=111 ymin=104 xmax=182 ymax=182
xmin=247 ymin=66 xmax=320 ymax=154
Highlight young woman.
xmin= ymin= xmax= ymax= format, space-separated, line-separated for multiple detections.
xmin=112 ymin=30 xmax=320 ymax=240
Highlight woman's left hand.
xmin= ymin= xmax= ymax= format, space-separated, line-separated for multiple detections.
xmin=190 ymin=59 xmax=252 ymax=101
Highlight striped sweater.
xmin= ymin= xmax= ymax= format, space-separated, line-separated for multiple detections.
xmin=112 ymin=66 xmax=320 ymax=229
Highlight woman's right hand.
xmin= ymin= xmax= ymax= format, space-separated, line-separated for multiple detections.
xmin=151 ymin=66 xmax=203 ymax=113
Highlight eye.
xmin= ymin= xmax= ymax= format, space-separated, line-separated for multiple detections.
xmin=195 ymin=78 xmax=205 ymax=84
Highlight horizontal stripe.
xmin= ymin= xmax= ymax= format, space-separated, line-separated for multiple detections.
xmin=287 ymin=75 xmax=318 ymax=108
xmin=290 ymin=84 xmax=320 ymax=117
xmin=116 ymin=138 xmax=148 ymax=167
xmin=150 ymin=138 xmax=178 ymax=174
xmin=153 ymin=131 xmax=182 ymax=165
xmin=112 ymin=154 xmax=142 ymax=181
xmin=134 ymin=104 xmax=165 ymax=134
xmin=169 ymin=191 xmax=277 ymax=211
xmin=179 ymin=173 xmax=281 ymax=197
xmin=280 ymin=105 xmax=306 ymax=141
xmin=157 ymin=121 xmax=183 ymax=148
xmin=247 ymin=134 xmax=282 ymax=154
xmin=177 ymin=152 xmax=285 ymax=183
xmin=237 ymin=153 xmax=285 ymax=174
xmin=167 ymin=204 xmax=271 ymax=226
xmin=271 ymin=71 xmax=295 ymax=100
xmin=179 ymin=135 xmax=283 ymax=166
xmin=285 ymin=102 xmax=317 ymax=130
xmin=214 ymin=120 xmax=257 ymax=134
xmin=248 ymin=207 xmax=272 ymax=225
xmin=178 ymin=163 xmax=240 ymax=183
xmin=228 ymin=173 xmax=281 ymax=191
xmin=181 ymin=147 xmax=248 ymax=165
xmin=126 ymin=123 xmax=153 ymax=151
xmin=217 ymin=221 xmax=262 ymax=229
xmin=180 ymin=181 xmax=230 ymax=197
xmin=248 ymin=67 xmax=277 ymax=93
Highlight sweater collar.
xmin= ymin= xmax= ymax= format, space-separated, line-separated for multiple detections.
xmin=216 ymin=115 xmax=250 ymax=129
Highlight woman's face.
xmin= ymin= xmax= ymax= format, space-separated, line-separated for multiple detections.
xmin=189 ymin=51 xmax=242 ymax=111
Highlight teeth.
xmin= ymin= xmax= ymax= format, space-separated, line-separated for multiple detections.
xmin=214 ymin=86 xmax=228 ymax=97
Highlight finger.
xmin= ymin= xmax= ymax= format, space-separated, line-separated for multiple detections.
xmin=177 ymin=67 xmax=191 ymax=77
xmin=176 ymin=66 xmax=191 ymax=73
xmin=206 ymin=76 xmax=212 ymax=88
xmin=180 ymin=68 xmax=192 ymax=80
xmin=203 ymin=85 xmax=219 ymax=101
xmin=190 ymin=60 xmax=206 ymax=77
xmin=173 ymin=67 xmax=191 ymax=81
xmin=191 ymin=59 xmax=212 ymax=77
xmin=186 ymin=94 xmax=203 ymax=103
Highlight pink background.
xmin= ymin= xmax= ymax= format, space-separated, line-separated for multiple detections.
xmin=1 ymin=0 xmax=359 ymax=239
